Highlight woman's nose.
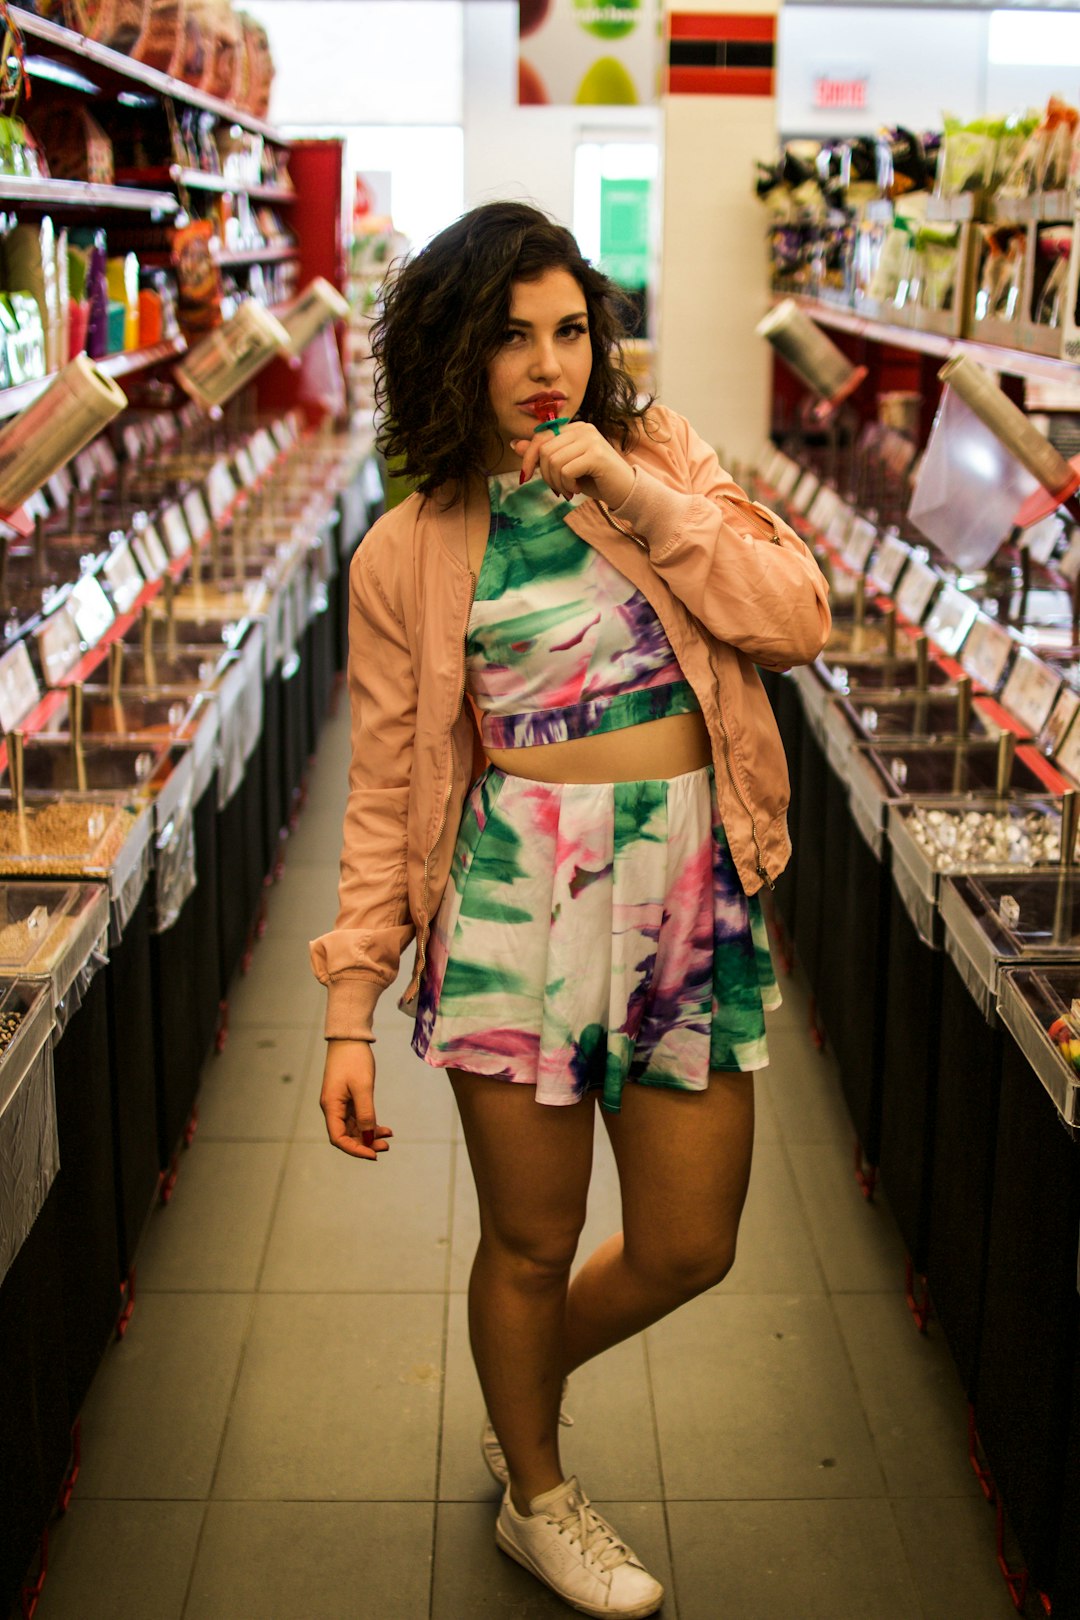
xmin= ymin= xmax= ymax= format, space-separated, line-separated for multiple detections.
xmin=529 ymin=338 xmax=560 ymax=379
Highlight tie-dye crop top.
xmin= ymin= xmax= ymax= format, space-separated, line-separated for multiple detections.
xmin=465 ymin=473 xmax=700 ymax=749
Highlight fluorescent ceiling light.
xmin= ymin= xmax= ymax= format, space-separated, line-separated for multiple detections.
xmin=23 ymin=55 xmax=100 ymax=94
xmin=988 ymin=10 xmax=1080 ymax=64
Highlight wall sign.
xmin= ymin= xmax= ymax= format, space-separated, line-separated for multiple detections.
xmin=813 ymin=72 xmax=869 ymax=112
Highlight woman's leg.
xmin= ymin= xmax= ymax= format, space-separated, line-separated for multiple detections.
xmin=563 ymin=1072 xmax=755 ymax=1373
xmin=450 ymin=1070 xmax=596 ymax=1513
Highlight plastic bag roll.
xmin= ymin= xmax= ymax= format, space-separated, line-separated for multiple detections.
xmin=175 ymin=300 xmax=290 ymax=410
xmin=756 ymin=299 xmax=860 ymax=400
xmin=0 ymin=353 xmax=127 ymax=515
xmin=938 ymin=354 xmax=1074 ymax=495
xmin=278 ymin=277 xmax=350 ymax=358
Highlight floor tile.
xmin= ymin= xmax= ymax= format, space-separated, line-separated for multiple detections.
xmin=260 ymin=1140 xmax=452 ymax=1292
xmin=138 ymin=1141 xmax=287 ymax=1292
xmin=212 ymin=1293 xmax=443 ymax=1500
xmin=263 ymin=865 xmax=342 ymax=941
xmin=723 ymin=1141 xmax=826 ymax=1295
xmin=833 ymin=1293 xmax=979 ymax=1498
xmin=432 ymin=1500 xmax=676 ymax=1619
xmin=892 ymin=1496 xmax=1021 ymax=1619
xmin=787 ymin=1137 xmax=908 ymax=1293
xmin=33 ymin=1501 xmax=204 ymax=1620
xmin=281 ymin=808 xmax=351 ymax=867
xmin=439 ymin=1295 xmax=663 ymax=1504
xmin=76 ymin=1294 xmax=252 ymax=1499
xmin=648 ymin=1294 xmax=884 ymax=1499
xmin=759 ymin=1021 xmax=855 ymax=1145
xmin=196 ymin=1025 xmax=315 ymax=1141
xmin=295 ymin=1021 xmax=458 ymax=1146
xmin=227 ymin=935 xmax=326 ymax=1027
xmin=667 ymin=1498 xmax=921 ymax=1620
xmin=184 ymin=1501 xmax=434 ymax=1620
xmin=753 ymin=1069 xmax=782 ymax=1144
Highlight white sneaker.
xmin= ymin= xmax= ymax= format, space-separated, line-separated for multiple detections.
xmin=496 ymin=1475 xmax=664 ymax=1617
xmin=481 ymin=1379 xmax=574 ymax=1486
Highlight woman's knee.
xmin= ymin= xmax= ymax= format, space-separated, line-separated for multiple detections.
xmin=627 ymin=1232 xmax=739 ymax=1300
xmin=478 ymin=1219 xmax=585 ymax=1290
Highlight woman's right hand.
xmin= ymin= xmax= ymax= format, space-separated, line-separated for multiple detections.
xmin=319 ymin=1039 xmax=393 ymax=1161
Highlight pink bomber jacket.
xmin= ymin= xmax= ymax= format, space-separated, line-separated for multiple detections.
xmin=309 ymin=405 xmax=831 ymax=1040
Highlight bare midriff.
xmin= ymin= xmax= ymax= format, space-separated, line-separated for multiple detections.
xmin=484 ymin=708 xmax=713 ymax=785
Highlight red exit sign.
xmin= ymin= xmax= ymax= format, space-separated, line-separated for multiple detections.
xmin=814 ymin=74 xmax=868 ymax=110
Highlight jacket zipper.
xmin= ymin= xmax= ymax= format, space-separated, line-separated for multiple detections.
xmin=405 ymin=568 xmax=476 ymax=1003
xmin=595 ymin=501 xmax=774 ymax=890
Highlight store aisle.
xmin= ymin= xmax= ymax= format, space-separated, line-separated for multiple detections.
xmin=25 ymin=701 xmax=1025 ymax=1620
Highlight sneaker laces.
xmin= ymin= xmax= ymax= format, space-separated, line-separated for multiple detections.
xmin=554 ymin=1499 xmax=633 ymax=1574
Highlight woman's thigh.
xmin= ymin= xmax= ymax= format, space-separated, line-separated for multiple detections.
xmin=602 ymin=1073 xmax=756 ymax=1287
xmin=450 ymin=1071 xmax=597 ymax=1264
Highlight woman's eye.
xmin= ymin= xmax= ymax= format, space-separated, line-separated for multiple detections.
xmin=560 ymin=323 xmax=588 ymax=340
xmin=501 ymin=329 xmax=525 ymax=345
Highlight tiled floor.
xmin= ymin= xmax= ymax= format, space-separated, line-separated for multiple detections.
xmin=26 ymin=703 xmax=1029 ymax=1619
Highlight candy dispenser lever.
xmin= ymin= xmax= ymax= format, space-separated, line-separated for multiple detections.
xmin=1053 ymin=788 xmax=1079 ymax=944
xmin=9 ymin=728 xmax=26 ymax=851
xmin=995 ymin=731 xmax=1016 ymax=799
xmin=884 ymin=605 xmax=897 ymax=661
xmin=109 ymin=640 xmax=125 ymax=729
xmin=141 ymin=603 xmax=157 ymax=688
xmin=33 ymin=512 xmax=45 ymax=583
xmin=69 ymin=682 xmax=86 ymax=793
xmin=956 ymin=676 xmax=972 ymax=741
xmin=163 ymin=573 xmax=177 ymax=662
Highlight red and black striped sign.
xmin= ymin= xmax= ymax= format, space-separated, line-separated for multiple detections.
xmin=667 ymin=12 xmax=776 ymax=97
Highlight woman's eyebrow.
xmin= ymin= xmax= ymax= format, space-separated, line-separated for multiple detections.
xmin=506 ymin=311 xmax=589 ymax=328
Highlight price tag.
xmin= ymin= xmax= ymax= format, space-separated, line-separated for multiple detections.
xmin=92 ymin=438 xmax=117 ymax=479
xmin=207 ymin=458 xmax=237 ymax=522
xmin=895 ymin=555 xmax=939 ymax=624
xmin=271 ymin=418 xmax=294 ymax=453
xmin=122 ymin=424 xmax=144 ymax=463
xmin=182 ymin=489 xmax=211 ymax=543
xmin=252 ymin=429 xmax=277 ymax=473
xmin=22 ymin=488 xmax=49 ymax=523
xmin=843 ymin=516 xmax=877 ymax=574
xmin=103 ymin=541 xmax=145 ymax=614
xmin=1041 ymin=687 xmax=1080 ymax=757
xmin=0 ymin=640 xmax=40 ymax=733
xmin=46 ymin=466 xmax=73 ymax=510
xmin=285 ymin=409 xmax=303 ymax=441
xmin=69 ymin=573 xmax=115 ymax=647
xmin=160 ymin=503 xmax=191 ymax=560
xmin=154 ymin=414 xmax=177 ymax=446
xmin=762 ymin=446 xmax=786 ymax=488
xmin=1055 ymin=704 xmax=1080 ymax=782
xmin=73 ymin=448 xmax=98 ymax=492
xmin=826 ymin=503 xmax=854 ymax=549
xmin=923 ymin=583 xmax=978 ymax=657
xmin=962 ymin=616 xmax=1015 ymax=692
xmin=1022 ymin=513 xmax=1064 ymax=568
xmin=235 ymin=447 xmax=258 ymax=489
xmin=791 ymin=471 xmax=820 ymax=515
xmin=868 ymin=533 xmax=910 ymax=595
xmin=807 ymin=485 xmax=837 ymax=532
xmin=35 ymin=601 xmax=82 ymax=685
xmin=774 ymin=458 xmax=802 ymax=499
xmin=132 ymin=523 xmax=168 ymax=582
xmin=1001 ymin=646 xmax=1062 ymax=735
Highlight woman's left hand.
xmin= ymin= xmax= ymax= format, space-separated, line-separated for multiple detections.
xmin=511 ymin=421 xmax=635 ymax=509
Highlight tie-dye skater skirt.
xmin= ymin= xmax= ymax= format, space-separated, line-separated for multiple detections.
xmin=411 ymin=763 xmax=780 ymax=1111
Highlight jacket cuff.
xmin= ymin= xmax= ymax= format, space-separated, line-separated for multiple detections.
xmin=609 ymin=464 xmax=697 ymax=548
xmin=322 ymin=973 xmax=384 ymax=1041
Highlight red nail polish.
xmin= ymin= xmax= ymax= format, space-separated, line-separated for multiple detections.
xmin=519 ymin=469 xmax=527 ymax=485
xmin=361 ymin=1129 xmax=375 ymax=1147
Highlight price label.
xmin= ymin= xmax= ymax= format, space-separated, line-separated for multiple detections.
xmin=132 ymin=523 xmax=168 ymax=582
xmin=92 ymin=438 xmax=117 ymax=479
xmin=761 ymin=446 xmax=785 ymax=488
xmin=22 ymin=488 xmax=49 ymax=523
xmin=895 ymin=555 xmax=939 ymax=625
xmin=1022 ymin=513 xmax=1064 ymax=568
xmin=843 ymin=516 xmax=878 ymax=575
xmin=807 ymin=485 xmax=838 ymax=532
xmin=160 ymin=503 xmax=191 ymax=559
xmin=1055 ymin=704 xmax=1080 ymax=782
xmin=923 ymin=583 xmax=978 ymax=657
xmin=122 ymin=424 xmax=144 ymax=463
xmin=103 ymin=541 xmax=144 ymax=614
xmin=46 ymin=466 xmax=73 ymax=511
xmin=155 ymin=414 xmax=177 ymax=446
xmin=868 ymin=533 xmax=910 ymax=595
xmin=0 ymin=640 xmax=40 ymax=733
xmin=252 ymin=429 xmax=277 ymax=473
xmin=774 ymin=458 xmax=802 ymax=499
xmin=73 ymin=448 xmax=98 ymax=492
xmin=235 ymin=447 xmax=258 ymax=489
xmin=826 ymin=503 xmax=854 ymax=549
xmin=182 ymin=489 xmax=211 ymax=543
xmin=271 ymin=418 xmax=294 ymax=453
xmin=1041 ymin=687 xmax=1080 ymax=758
xmin=36 ymin=601 xmax=82 ymax=685
xmin=69 ymin=573 xmax=115 ymax=647
xmin=1001 ymin=646 xmax=1062 ymax=735
xmin=962 ymin=616 xmax=1015 ymax=692
xmin=791 ymin=471 xmax=820 ymax=515
xmin=207 ymin=458 xmax=237 ymax=522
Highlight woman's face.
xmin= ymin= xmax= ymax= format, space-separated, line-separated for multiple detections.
xmin=486 ymin=268 xmax=593 ymax=472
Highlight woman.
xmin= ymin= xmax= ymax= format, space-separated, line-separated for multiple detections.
xmin=311 ymin=201 xmax=830 ymax=1618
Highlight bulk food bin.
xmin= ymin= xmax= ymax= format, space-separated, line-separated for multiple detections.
xmin=0 ymin=791 xmax=155 ymax=1278
xmin=0 ymin=885 xmax=113 ymax=1416
xmin=928 ymin=866 xmax=1080 ymax=1393
xmin=973 ymin=965 xmax=1080 ymax=1609
xmin=0 ymin=980 xmax=68 ymax=1616
xmin=881 ymin=787 xmax=1065 ymax=1284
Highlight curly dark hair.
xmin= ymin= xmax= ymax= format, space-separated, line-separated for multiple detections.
xmin=371 ymin=201 xmax=650 ymax=499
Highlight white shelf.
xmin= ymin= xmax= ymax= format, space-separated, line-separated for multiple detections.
xmin=0 ymin=174 xmax=178 ymax=214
